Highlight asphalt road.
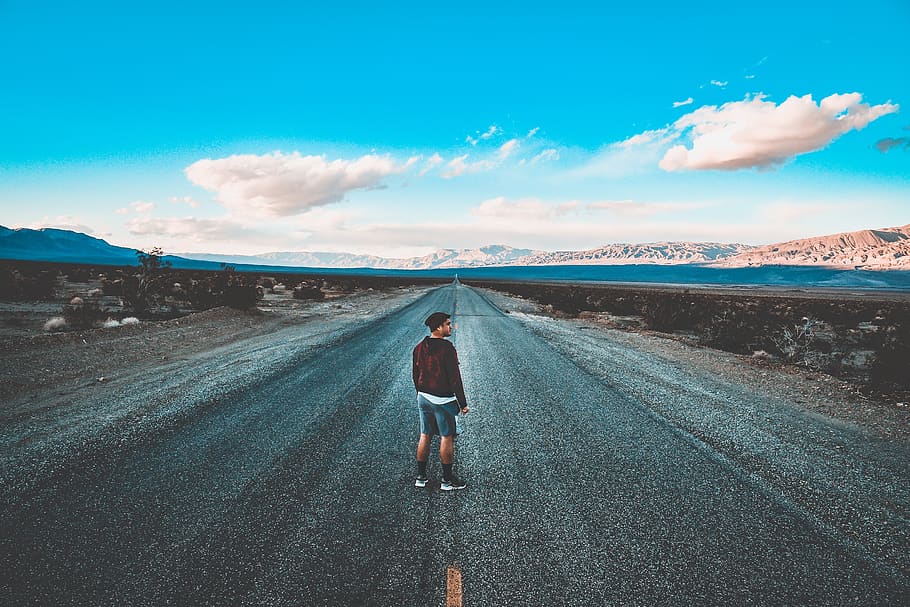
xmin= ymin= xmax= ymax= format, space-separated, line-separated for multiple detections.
xmin=1 ymin=282 xmax=907 ymax=606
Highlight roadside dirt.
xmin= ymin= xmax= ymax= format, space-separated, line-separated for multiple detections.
xmin=477 ymin=287 xmax=909 ymax=440
xmin=0 ymin=287 xmax=428 ymax=405
xmin=4 ymin=282 xmax=907 ymax=441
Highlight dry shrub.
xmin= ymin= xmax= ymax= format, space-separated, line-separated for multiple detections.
xmin=640 ymin=297 xmax=696 ymax=332
xmin=223 ymin=285 xmax=260 ymax=309
xmin=293 ymin=284 xmax=325 ymax=301
xmin=869 ymin=323 xmax=910 ymax=390
xmin=4 ymin=269 xmax=60 ymax=301
xmin=772 ymin=317 xmax=817 ymax=363
xmin=62 ymin=299 xmax=108 ymax=330
xmin=770 ymin=316 xmax=843 ymax=373
xmin=702 ymin=308 xmax=764 ymax=353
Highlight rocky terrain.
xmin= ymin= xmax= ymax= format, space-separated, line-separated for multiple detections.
xmin=515 ymin=242 xmax=752 ymax=265
xmin=715 ymin=224 xmax=910 ymax=269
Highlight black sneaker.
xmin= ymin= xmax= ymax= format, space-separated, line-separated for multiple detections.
xmin=440 ymin=477 xmax=466 ymax=491
xmin=415 ymin=474 xmax=428 ymax=488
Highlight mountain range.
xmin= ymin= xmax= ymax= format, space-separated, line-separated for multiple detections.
xmin=1 ymin=223 xmax=909 ymax=270
xmin=714 ymin=225 xmax=910 ymax=269
xmin=183 ymin=244 xmax=541 ymax=270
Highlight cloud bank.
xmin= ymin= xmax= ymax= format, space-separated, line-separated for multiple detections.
xmin=126 ymin=216 xmax=257 ymax=241
xmin=658 ymin=93 xmax=898 ymax=171
xmin=26 ymin=216 xmax=97 ymax=234
xmin=184 ymin=152 xmax=411 ymax=216
xmin=470 ymin=197 xmax=579 ymax=220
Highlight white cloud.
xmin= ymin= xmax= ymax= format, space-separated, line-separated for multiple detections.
xmin=480 ymin=125 xmax=500 ymax=139
xmin=498 ymin=138 xmax=519 ymax=160
xmin=745 ymin=74 xmax=756 ymax=80
xmin=466 ymin=124 xmax=501 ymax=146
xmin=126 ymin=216 xmax=255 ymax=240
xmin=136 ymin=194 xmax=856 ymax=257
xmin=439 ymin=139 xmax=523 ymax=178
xmin=529 ymin=148 xmax=560 ymax=164
xmin=440 ymin=154 xmax=496 ymax=178
xmin=618 ymin=128 xmax=673 ymax=148
xmin=527 ymin=127 xmax=540 ymax=138
xmin=658 ymin=93 xmax=899 ymax=171
xmin=120 ymin=207 xmax=364 ymax=255
xmin=710 ymin=80 xmax=728 ymax=88
xmin=441 ymin=154 xmax=470 ymax=178
xmin=183 ymin=151 xmax=409 ymax=216
xmin=470 ymin=197 xmax=579 ymax=220
xmin=419 ymin=153 xmax=445 ymax=176
xmin=25 ymin=216 xmax=97 ymax=234
xmin=673 ymin=97 xmax=694 ymax=108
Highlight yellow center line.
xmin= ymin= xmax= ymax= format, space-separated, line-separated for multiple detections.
xmin=446 ymin=563 xmax=463 ymax=607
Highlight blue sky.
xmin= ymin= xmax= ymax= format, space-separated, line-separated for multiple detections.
xmin=1 ymin=0 xmax=908 ymax=257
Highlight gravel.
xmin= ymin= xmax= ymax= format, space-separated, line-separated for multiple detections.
xmin=0 ymin=287 xmax=433 ymax=500
xmin=476 ymin=286 xmax=910 ymax=583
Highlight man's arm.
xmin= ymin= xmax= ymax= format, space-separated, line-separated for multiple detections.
xmin=445 ymin=344 xmax=468 ymax=410
xmin=412 ymin=345 xmax=420 ymax=389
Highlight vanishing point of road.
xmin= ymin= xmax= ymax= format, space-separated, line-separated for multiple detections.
xmin=1 ymin=282 xmax=907 ymax=605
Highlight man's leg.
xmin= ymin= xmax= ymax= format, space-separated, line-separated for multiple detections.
xmin=440 ymin=434 xmax=459 ymax=486
xmin=439 ymin=435 xmax=465 ymax=489
xmin=416 ymin=395 xmax=436 ymax=486
xmin=417 ymin=433 xmax=432 ymax=464
xmin=439 ymin=435 xmax=454 ymax=465
xmin=416 ymin=433 xmax=432 ymax=486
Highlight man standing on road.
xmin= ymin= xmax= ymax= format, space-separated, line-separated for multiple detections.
xmin=412 ymin=311 xmax=470 ymax=490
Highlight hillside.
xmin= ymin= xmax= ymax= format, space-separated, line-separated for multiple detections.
xmin=716 ymin=225 xmax=910 ymax=268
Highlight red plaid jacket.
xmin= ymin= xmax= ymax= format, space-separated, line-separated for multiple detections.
xmin=412 ymin=336 xmax=468 ymax=408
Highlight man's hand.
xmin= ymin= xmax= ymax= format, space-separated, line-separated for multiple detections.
xmin=461 ymin=406 xmax=470 ymax=415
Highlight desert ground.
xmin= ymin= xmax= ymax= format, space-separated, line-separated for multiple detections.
xmin=2 ymin=274 xmax=907 ymax=438
xmin=2 ymin=272 xmax=908 ymax=604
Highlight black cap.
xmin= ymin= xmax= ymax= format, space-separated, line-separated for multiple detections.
xmin=424 ymin=311 xmax=450 ymax=331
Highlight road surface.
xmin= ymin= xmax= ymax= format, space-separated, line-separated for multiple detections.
xmin=1 ymin=282 xmax=907 ymax=605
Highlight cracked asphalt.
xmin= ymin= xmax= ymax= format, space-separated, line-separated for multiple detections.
xmin=1 ymin=282 xmax=907 ymax=605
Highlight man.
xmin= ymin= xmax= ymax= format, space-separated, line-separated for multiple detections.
xmin=412 ymin=311 xmax=470 ymax=490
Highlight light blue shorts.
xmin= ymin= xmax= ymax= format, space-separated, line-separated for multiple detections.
xmin=417 ymin=394 xmax=459 ymax=437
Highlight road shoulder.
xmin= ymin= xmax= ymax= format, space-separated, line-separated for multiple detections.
xmin=477 ymin=287 xmax=909 ymax=440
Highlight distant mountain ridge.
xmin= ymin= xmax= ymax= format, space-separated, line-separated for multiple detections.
xmin=515 ymin=242 xmax=752 ymax=265
xmin=0 ymin=226 xmax=139 ymax=263
xmin=714 ymin=224 xmax=910 ymax=268
xmin=182 ymin=245 xmax=542 ymax=269
xmin=2 ymin=223 xmax=909 ymax=270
